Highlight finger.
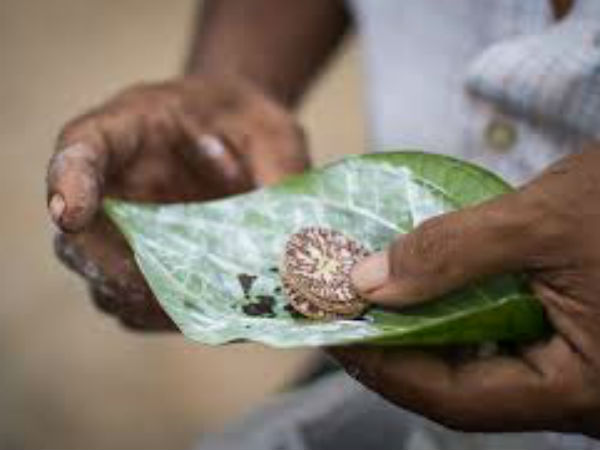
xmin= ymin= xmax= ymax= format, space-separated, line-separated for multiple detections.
xmin=532 ymin=280 xmax=600 ymax=369
xmin=351 ymin=192 xmax=539 ymax=306
xmin=47 ymin=111 xmax=141 ymax=231
xmin=175 ymin=113 xmax=252 ymax=193
xmin=47 ymin=141 xmax=105 ymax=231
xmin=53 ymin=231 xmax=108 ymax=285
xmin=117 ymin=300 xmax=177 ymax=331
xmin=214 ymin=102 xmax=309 ymax=186
xmin=89 ymin=284 xmax=176 ymax=331
xmin=330 ymin=337 xmax=585 ymax=432
xmin=89 ymin=284 xmax=123 ymax=315
xmin=197 ymin=134 xmax=242 ymax=182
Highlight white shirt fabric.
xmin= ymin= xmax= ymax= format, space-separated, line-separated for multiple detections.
xmin=351 ymin=0 xmax=600 ymax=186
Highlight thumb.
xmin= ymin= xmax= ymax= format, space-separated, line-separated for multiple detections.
xmin=48 ymin=111 xmax=141 ymax=232
xmin=351 ymin=192 xmax=536 ymax=307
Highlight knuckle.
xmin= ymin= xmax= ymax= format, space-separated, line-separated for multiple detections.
xmin=88 ymin=280 xmax=172 ymax=330
xmin=277 ymin=116 xmax=305 ymax=146
xmin=238 ymin=91 xmax=295 ymax=133
xmin=116 ymin=81 xmax=155 ymax=101
xmin=53 ymin=232 xmax=86 ymax=275
xmin=141 ymin=107 xmax=179 ymax=147
xmin=113 ymin=81 xmax=182 ymax=118
xmin=119 ymin=315 xmax=148 ymax=330
xmin=264 ymin=104 xmax=297 ymax=132
xmin=57 ymin=87 xmax=154 ymax=151
xmin=57 ymin=116 xmax=97 ymax=148
xmin=118 ymin=311 xmax=163 ymax=331
xmin=117 ymin=299 xmax=174 ymax=331
xmin=53 ymin=233 xmax=106 ymax=283
xmin=55 ymin=117 xmax=109 ymax=167
xmin=89 ymin=274 xmax=160 ymax=326
xmin=89 ymin=284 xmax=121 ymax=315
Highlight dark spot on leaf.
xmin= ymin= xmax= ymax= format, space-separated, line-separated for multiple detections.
xmin=256 ymin=295 xmax=275 ymax=308
xmin=269 ymin=267 xmax=279 ymax=273
xmin=274 ymin=286 xmax=282 ymax=294
xmin=242 ymin=299 xmax=276 ymax=317
xmin=242 ymin=303 xmax=262 ymax=316
xmin=184 ymin=300 xmax=201 ymax=312
xmin=284 ymin=303 xmax=304 ymax=319
xmin=237 ymin=273 xmax=257 ymax=296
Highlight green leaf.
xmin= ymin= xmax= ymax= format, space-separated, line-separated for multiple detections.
xmin=104 ymin=151 xmax=548 ymax=348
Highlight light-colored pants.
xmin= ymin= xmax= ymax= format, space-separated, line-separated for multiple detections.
xmin=195 ymin=372 xmax=598 ymax=450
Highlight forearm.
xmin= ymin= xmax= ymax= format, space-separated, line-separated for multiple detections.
xmin=186 ymin=0 xmax=351 ymax=107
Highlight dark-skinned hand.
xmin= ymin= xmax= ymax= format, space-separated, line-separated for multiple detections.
xmin=331 ymin=148 xmax=600 ymax=437
xmin=47 ymin=74 xmax=308 ymax=330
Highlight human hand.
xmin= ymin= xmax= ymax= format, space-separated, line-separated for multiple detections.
xmin=331 ymin=149 xmax=600 ymax=436
xmin=47 ymin=74 xmax=308 ymax=330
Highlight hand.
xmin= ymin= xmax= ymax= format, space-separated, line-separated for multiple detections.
xmin=331 ymin=149 xmax=600 ymax=436
xmin=47 ymin=74 xmax=309 ymax=330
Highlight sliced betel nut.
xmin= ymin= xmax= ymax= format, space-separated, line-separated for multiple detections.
xmin=282 ymin=227 xmax=370 ymax=319
xmin=304 ymin=287 xmax=368 ymax=317
xmin=281 ymin=278 xmax=359 ymax=320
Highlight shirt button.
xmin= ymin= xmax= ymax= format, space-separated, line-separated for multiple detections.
xmin=485 ymin=119 xmax=517 ymax=152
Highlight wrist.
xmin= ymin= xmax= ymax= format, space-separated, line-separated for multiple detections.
xmin=185 ymin=58 xmax=300 ymax=108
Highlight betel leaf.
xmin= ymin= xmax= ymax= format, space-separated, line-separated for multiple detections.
xmin=104 ymin=151 xmax=548 ymax=348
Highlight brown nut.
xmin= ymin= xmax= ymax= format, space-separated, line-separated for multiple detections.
xmin=282 ymin=227 xmax=370 ymax=320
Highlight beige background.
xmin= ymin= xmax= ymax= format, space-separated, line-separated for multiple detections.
xmin=0 ymin=1 xmax=365 ymax=449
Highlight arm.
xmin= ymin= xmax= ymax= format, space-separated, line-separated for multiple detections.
xmin=187 ymin=0 xmax=351 ymax=107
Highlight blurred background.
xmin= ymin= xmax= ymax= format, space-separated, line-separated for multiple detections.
xmin=0 ymin=1 xmax=365 ymax=448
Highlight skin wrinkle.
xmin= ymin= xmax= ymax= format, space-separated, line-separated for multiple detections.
xmin=541 ymin=292 xmax=600 ymax=369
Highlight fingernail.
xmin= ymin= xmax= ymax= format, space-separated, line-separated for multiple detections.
xmin=351 ymin=251 xmax=389 ymax=294
xmin=49 ymin=194 xmax=65 ymax=224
